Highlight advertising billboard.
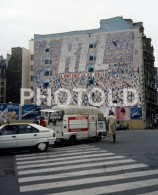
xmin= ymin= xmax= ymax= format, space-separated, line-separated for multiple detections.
xmin=100 ymin=106 xmax=116 ymax=118
xmin=0 ymin=104 xmax=19 ymax=121
xmin=116 ymin=107 xmax=129 ymax=121
xmin=21 ymin=105 xmax=41 ymax=120
xmin=130 ymin=107 xmax=142 ymax=120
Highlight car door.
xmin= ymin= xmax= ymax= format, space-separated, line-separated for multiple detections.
xmin=17 ymin=124 xmax=40 ymax=147
xmin=0 ymin=125 xmax=18 ymax=148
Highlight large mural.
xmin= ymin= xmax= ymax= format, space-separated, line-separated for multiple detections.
xmin=33 ymin=31 xmax=141 ymax=107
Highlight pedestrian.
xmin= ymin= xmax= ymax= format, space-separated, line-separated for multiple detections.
xmin=107 ymin=110 xmax=117 ymax=143
xmin=33 ymin=117 xmax=39 ymax=125
xmin=127 ymin=121 xmax=129 ymax=130
xmin=40 ymin=117 xmax=46 ymax=127
xmin=104 ymin=117 xmax=108 ymax=131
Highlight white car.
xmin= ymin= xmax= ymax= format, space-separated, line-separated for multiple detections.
xmin=0 ymin=123 xmax=56 ymax=152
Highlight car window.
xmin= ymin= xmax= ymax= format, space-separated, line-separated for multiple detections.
xmin=18 ymin=125 xmax=32 ymax=134
xmin=32 ymin=127 xmax=39 ymax=133
xmin=0 ymin=125 xmax=17 ymax=135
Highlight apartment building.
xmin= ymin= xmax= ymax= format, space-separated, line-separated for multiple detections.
xmin=6 ymin=47 xmax=31 ymax=104
xmin=0 ymin=56 xmax=7 ymax=103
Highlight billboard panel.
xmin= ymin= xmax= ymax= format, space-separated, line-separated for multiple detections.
xmin=116 ymin=107 xmax=129 ymax=120
xmin=130 ymin=107 xmax=142 ymax=120
xmin=21 ymin=105 xmax=41 ymax=120
xmin=100 ymin=106 xmax=115 ymax=118
xmin=0 ymin=104 xmax=19 ymax=121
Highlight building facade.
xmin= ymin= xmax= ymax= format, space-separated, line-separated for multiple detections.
xmin=6 ymin=47 xmax=31 ymax=104
xmin=33 ymin=17 xmax=157 ymax=128
xmin=156 ymin=67 xmax=158 ymax=90
xmin=155 ymin=67 xmax=158 ymax=111
xmin=0 ymin=55 xmax=7 ymax=103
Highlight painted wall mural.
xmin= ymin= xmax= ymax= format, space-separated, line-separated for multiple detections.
xmin=33 ymin=30 xmax=141 ymax=107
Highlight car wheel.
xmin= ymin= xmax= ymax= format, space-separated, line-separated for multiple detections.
xmin=37 ymin=142 xmax=48 ymax=152
xmin=69 ymin=136 xmax=76 ymax=145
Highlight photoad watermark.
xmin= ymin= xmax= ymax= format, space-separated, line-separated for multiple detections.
xmin=20 ymin=87 xmax=139 ymax=107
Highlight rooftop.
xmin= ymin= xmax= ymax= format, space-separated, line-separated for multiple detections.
xmin=34 ymin=16 xmax=140 ymax=40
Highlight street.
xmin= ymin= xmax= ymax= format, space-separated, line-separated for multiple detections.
xmin=0 ymin=130 xmax=158 ymax=195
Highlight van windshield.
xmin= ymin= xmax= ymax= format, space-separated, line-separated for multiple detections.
xmin=48 ymin=111 xmax=63 ymax=123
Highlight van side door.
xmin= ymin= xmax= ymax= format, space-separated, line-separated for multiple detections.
xmin=88 ymin=115 xmax=97 ymax=137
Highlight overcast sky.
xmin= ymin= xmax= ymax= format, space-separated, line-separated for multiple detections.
xmin=0 ymin=0 xmax=158 ymax=66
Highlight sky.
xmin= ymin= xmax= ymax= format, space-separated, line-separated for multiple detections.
xmin=0 ymin=0 xmax=158 ymax=67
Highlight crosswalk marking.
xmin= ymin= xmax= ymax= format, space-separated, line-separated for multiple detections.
xmin=18 ymin=168 xmax=114 ymax=183
xmin=138 ymin=191 xmax=158 ymax=195
xmin=17 ymin=155 xmax=126 ymax=169
xmin=16 ymin=148 xmax=106 ymax=161
xmin=18 ymin=159 xmax=146 ymax=176
xmin=16 ymin=152 xmax=115 ymax=165
xmin=16 ymin=146 xmax=102 ymax=159
xmin=46 ymin=179 xmax=158 ymax=195
xmin=16 ymin=145 xmax=96 ymax=158
xmin=20 ymin=169 xmax=158 ymax=192
xmin=15 ymin=144 xmax=158 ymax=194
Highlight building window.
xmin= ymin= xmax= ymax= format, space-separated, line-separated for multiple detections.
xmin=31 ymin=55 xmax=34 ymax=61
xmin=89 ymin=42 xmax=95 ymax=48
xmin=43 ymin=80 xmax=50 ymax=88
xmin=0 ymin=97 xmax=4 ymax=103
xmin=87 ymin=77 xmax=95 ymax=86
xmin=1 ymin=78 xmax=4 ymax=85
xmin=1 ymin=87 xmax=4 ymax=94
xmin=1 ymin=68 xmax=5 ymax=75
xmin=88 ymin=64 xmax=94 ymax=72
xmin=45 ymin=46 xmax=50 ymax=52
xmin=44 ymin=57 xmax=50 ymax=64
xmin=31 ymin=65 xmax=33 ymax=71
xmin=89 ymin=54 xmax=95 ymax=61
xmin=31 ymin=76 xmax=33 ymax=82
xmin=43 ymin=68 xmax=52 ymax=77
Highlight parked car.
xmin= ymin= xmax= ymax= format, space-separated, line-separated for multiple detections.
xmin=116 ymin=124 xmax=127 ymax=130
xmin=0 ymin=123 xmax=56 ymax=152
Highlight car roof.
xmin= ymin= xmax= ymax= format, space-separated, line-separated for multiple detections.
xmin=0 ymin=123 xmax=53 ymax=132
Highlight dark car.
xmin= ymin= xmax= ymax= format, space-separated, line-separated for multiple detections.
xmin=116 ymin=124 xmax=127 ymax=130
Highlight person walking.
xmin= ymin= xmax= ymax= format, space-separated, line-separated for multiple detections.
xmin=107 ymin=110 xmax=117 ymax=143
xmin=33 ymin=117 xmax=39 ymax=125
xmin=40 ymin=117 xmax=46 ymax=127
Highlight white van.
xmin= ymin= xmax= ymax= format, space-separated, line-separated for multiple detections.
xmin=42 ymin=106 xmax=107 ymax=144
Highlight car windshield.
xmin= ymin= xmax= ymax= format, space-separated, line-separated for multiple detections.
xmin=0 ymin=125 xmax=6 ymax=130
